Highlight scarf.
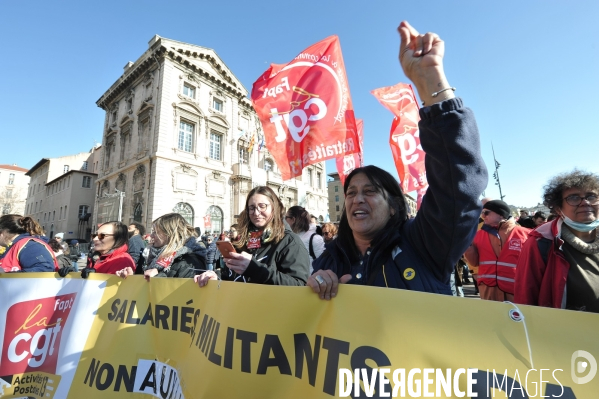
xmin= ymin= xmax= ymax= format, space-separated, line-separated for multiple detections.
xmin=561 ymin=226 xmax=599 ymax=255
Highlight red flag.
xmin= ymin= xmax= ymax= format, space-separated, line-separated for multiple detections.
xmin=203 ymin=215 xmax=211 ymax=229
xmin=251 ymin=36 xmax=358 ymax=180
xmin=335 ymin=118 xmax=364 ymax=186
xmin=371 ymin=83 xmax=428 ymax=200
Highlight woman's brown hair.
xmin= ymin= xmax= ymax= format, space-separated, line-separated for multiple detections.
xmin=0 ymin=215 xmax=44 ymax=237
xmin=235 ymin=186 xmax=286 ymax=249
xmin=286 ymin=206 xmax=310 ymax=234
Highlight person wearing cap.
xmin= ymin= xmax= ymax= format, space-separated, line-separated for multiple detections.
xmin=55 ymin=232 xmax=68 ymax=252
xmin=464 ymin=200 xmax=531 ymax=301
xmin=203 ymin=235 xmax=217 ymax=271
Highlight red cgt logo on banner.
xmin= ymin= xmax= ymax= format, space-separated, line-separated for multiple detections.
xmin=0 ymin=293 xmax=77 ymax=376
xmin=251 ymin=35 xmax=359 ymax=180
xmin=335 ymin=118 xmax=364 ymax=186
xmin=371 ymin=83 xmax=428 ymax=206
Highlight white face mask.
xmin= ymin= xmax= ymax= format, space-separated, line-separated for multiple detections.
xmin=561 ymin=214 xmax=599 ymax=233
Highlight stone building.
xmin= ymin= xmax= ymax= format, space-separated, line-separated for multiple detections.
xmin=327 ymin=172 xmax=344 ymax=222
xmin=94 ymin=35 xmax=328 ymax=233
xmin=24 ymin=148 xmax=101 ymax=240
xmin=0 ymin=164 xmax=30 ymax=216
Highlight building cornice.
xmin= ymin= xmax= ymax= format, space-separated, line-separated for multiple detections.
xmin=96 ymin=38 xmax=256 ymax=111
xmin=25 ymin=159 xmax=50 ymax=176
xmin=96 ymin=49 xmax=164 ymax=110
xmin=46 ymin=170 xmax=98 ymax=186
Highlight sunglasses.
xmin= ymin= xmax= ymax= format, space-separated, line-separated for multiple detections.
xmin=92 ymin=233 xmax=115 ymax=240
xmin=481 ymin=210 xmax=491 ymax=216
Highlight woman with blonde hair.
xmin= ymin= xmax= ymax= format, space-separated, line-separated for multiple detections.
xmin=321 ymin=223 xmax=338 ymax=244
xmin=117 ymin=213 xmax=206 ymax=280
xmin=195 ymin=186 xmax=310 ymax=286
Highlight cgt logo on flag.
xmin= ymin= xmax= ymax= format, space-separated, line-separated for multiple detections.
xmin=251 ymin=35 xmax=358 ymax=180
xmin=371 ymin=83 xmax=428 ymax=197
xmin=336 ymin=118 xmax=363 ymax=185
xmin=0 ymin=293 xmax=77 ymax=376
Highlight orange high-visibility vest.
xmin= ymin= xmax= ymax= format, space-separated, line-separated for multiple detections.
xmin=474 ymin=226 xmax=529 ymax=294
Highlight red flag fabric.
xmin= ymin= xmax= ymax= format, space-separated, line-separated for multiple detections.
xmin=335 ymin=118 xmax=364 ymax=186
xmin=203 ymin=215 xmax=211 ymax=229
xmin=371 ymin=83 xmax=428 ymax=197
xmin=251 ymin=36 xmax=358 ymax=180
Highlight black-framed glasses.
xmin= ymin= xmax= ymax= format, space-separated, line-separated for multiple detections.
xmin=481 ymin=210 xmax=491 ymax=216
xmin=322 ymin=231 xmax=333 ymax=236
xmin=92 ymin=233 xmax=114 ymax=240
xmin=248 ymin=203 xmax=270 ymax=213
xmin=564 ymin=194 xmax=599 ymax=207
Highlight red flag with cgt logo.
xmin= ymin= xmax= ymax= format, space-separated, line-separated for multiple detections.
xmin=371 ymin=83 xmax=428 ymax=202
xmin=251 ymin=36 xmax=359 ymax=180
xmin=336 ymin=118 xmax=364 ymax=186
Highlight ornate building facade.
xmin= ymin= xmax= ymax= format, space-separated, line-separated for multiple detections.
xmin=95 ymin=35 xmax=328 ymax=232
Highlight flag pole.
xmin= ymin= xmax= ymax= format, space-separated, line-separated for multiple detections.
xmin=491 ymin=143 xmax=505 ymax=200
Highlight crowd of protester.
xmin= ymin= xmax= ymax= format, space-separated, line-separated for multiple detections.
xmin=1 ymin=21 xmax=597 ymax=314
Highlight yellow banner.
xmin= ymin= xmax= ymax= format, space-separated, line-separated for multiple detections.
xmin=0 ymin=273 xmax=597 ymax=398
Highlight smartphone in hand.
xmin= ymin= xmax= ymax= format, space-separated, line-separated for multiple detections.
xmin=216 ymin=241 xmax=236 ymax=258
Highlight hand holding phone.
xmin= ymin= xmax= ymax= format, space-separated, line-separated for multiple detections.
xmin=216 ymin=241 xmax=236 ymax=258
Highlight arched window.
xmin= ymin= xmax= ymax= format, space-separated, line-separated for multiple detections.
xmin=207 ymin=205 xmax=223 ymax=234
xmin=133 ymin=203 xmax=143 ymax=223
xmin=173 ymin=202 xmax=194 ymax=225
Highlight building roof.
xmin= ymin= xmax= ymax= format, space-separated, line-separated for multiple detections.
xmin=45 ymin=170 xmax=98 ymax=186
xmin=0 ymin=164 xmax=28 ymax=172
xmin=96 ymin=35 xmax=249 ymax=110
xmin=25 ymin=158 xmax=50 ymax=176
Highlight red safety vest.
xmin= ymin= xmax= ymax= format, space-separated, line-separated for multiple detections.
xmin=474 ymin=226 xmax=529 ymax=294
xmin=0 ymin=237 xmax=59 ymax=272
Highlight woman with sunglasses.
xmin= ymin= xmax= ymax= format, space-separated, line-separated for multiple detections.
xmin=195 ymin=186 xmax=310 ymax=287
xmin=515 ymin=170 xmax=599 ymax=312
xmin=78 ymin=221 xmax=135 ymax=276
xmin=117 ymin=213 xmax=206 ymax=280
xmin=321 ymin=223 xmax=338 ymax=244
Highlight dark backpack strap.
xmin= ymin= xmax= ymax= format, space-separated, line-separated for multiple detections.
xmin=537 ymin=237 xmax=552 ymax=265
xmin=309 ymin=233 xmax=317 ymax=260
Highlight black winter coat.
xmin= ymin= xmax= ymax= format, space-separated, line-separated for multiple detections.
xmin=313 ymin=98 xmax=488 ymax=294
xmin=220 ymin=226 xmax=310 ymax=286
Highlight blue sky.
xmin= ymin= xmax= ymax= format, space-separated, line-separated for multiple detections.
xmin=1 ymin=1 xmax=597 ymax=208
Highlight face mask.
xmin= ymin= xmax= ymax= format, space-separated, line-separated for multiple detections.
xmin=561 ymin=215 xmax=599 ymax=233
